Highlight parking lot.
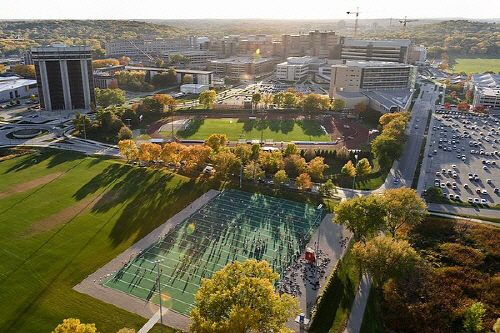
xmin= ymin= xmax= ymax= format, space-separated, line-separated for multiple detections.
xmin=423 ymin=110 xmax=500 ymax=206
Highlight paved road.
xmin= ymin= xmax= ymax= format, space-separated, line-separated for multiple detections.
xmin=397 ymin=84 xmax=438 ymax=187
xmin=428 ymin=203 xmax=500 ymax=219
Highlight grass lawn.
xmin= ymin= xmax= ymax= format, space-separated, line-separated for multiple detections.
xmin=308 ymin=244 xmax=361 ymax=333
xmin=449 ymin=55 xmax=500 ymax=74
xmin=0 ymin=150 xmax=215 ymax=333
xmin=359 ymin=288 xmax=386 ymax=333
xmin=173 ymin=118 xmax=331 ymax=142
xmin=325 ymin=158 xmax=387 ymax=191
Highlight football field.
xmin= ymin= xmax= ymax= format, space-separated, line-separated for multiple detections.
xmin=172 ymin=118 xmax=332 ymax=142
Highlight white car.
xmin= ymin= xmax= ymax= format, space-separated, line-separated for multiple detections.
xmin=468 ymin=198 xmax=474 ymax=203
xmin=474 ymin=198 xmax=480 ymax=204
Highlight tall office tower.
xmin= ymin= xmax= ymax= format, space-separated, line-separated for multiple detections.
xmin=31 ymin=44 xmax=95 ymax=111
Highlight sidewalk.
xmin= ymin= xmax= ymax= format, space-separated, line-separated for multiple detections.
xmin=342 ymin=274 xmax=372 ymax=333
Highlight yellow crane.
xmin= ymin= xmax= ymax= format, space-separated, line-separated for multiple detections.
xmin=346 ymin=7 xmax=361 ymax=37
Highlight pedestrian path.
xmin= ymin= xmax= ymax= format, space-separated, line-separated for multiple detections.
xmin=137 ymin=308 xmax=167 ymax=333
xmin=342 ymin=274 xmax=372 ymax=333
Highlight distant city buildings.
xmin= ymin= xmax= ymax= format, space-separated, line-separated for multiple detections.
xmin=281 ymin=30 xmax=343 ymax=60
xmin=275 ymin=56 xmax=326 ymax=82
xmin=105 ymin=37 xmax=204 ymax=58
xmin=32 ymin=44 xmax=95 ymax=111
xmin=0 ymin=75 xmax=37 ymax=103
xmin=163 ymin=50 xmax=217 ymax=69
xmin=207 ymin=57 xmax=276 ymax=80
xmin=469 ymin=74 xmax=500 ymax=110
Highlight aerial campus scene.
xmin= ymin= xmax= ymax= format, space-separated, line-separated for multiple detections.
xmin=0 ymin=1 xmax=500 ymax=333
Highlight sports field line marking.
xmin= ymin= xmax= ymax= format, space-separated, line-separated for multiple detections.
xmin=103 ymin=269 xmax=198 ymax=300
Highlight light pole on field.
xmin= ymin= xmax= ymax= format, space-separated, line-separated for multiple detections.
xmin=151 ymin=259 xmax=164 ymax=333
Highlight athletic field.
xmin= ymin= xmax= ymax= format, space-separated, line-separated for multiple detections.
xmin=450 ymin=57 xmax=500 ymax=74
xmin=102 ymin=189 xmax=325 ymax=316
xmin=172 ymin=118 xmax=332 ymax=142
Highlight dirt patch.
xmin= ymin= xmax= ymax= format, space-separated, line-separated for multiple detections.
xmin=0 ymin=172 xmax=64 ymax=200
xmin=333 ymin=118 xmax=369 ymax=149
xmin=25 ymin=189 xmax=123 ymax=236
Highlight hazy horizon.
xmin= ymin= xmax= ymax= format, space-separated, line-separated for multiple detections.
xmin=1 ymin=0 xmax=499 ymax=21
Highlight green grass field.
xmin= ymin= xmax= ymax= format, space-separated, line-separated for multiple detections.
xmin=103 ymin=189 xmax=325 ymax=315
xmin=171 ymin=118 xmax=331 ymax=142
xmin=449 ymin=56 xmax=500 ymax=74
xmin=0 ymin=150 xmax=214 ymax=333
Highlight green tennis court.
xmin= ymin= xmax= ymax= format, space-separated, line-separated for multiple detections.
xmin=102 ymin=189 xmax=325 ymax=316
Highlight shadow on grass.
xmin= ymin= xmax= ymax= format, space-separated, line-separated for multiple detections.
xmin=296 ymin=120 xmax=326 ymax=137
xmin=176 ymin=118 xmax=204 ymax=138
xmin=3 ymin=149 xmax=84 ymax=173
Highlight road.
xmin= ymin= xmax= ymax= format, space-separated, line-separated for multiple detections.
xmin=395 ymin=83 xmax=439 ymax=188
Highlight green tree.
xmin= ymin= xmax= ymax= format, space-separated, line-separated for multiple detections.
xmin=94 ymin=88 xmax=125 ymax=108
xmin=320 ymin=179 xmax=336 ymax=196
xmin=283 ymin=143 xmax=299 ymax=157
xmin=261 ymin=94 xmax=273 ymax=108
xmin=52 ymin=318 xmax=97 ymax=333
xmin=234 ymin=144 xmax=252 ymax=164
xmin=284 ymin=154 xmax=307 ymax=178
xmin=273 ymin=92 xmax=284 ymax=108
xmin=303 ymin=148 xmax=316 ymax=162
xmin=243 ymin=161 xmax=264 ymax=181
xmin=371 ymin=134 xmax=403 ymax=169
xmin=333 ymin=195 xmax=386 ymax=242
xmin=258 ymin=151 xmax=284 ymax=174
xmin=300 ymin=94 xmax=330 ymax=112
xmin=273 ymin=170 xmax=288 ymax=188
xmin=463 ymin=302 xmax=486 ymax=333
xmin=212 ymin=151 xmax=240 ymax=180
xmin=282 ymin=92 xmax=297 ymax=108
xmin=307 ymin=156 xmax=329 ymax=180
xmin=352 ymin=236 xmax=420 ymax=287
xmin=426 ymin=186 xmax=442 ymax=201
xmin=190 ymin=260 xmax=299 ymax=333
xmin=341 ymin=160 xmax=356 ymax=178
xmin=199 ymin=90 xmax=217 ymax=109
xmin=355 ymin=158 xmax=372 ymax=177
xmin=383 ymin=188 xmax=428 ymax=237
xmin=250 ymin=143 xmax=260 ymax=161
xmin=204 ymin=134 xmax=227 ymax=153
xmin=331 ymin=99 xmax=345 ymax=112
xmin=251 ymin=93 xmax=261 ymax=109
xmin=117 ymin=126 xmax=133 ymax=140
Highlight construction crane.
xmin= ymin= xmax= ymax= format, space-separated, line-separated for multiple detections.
xmin=399 ymin=16 xmax=418 ymax=36
xmin=346 ymin=7 xmax=361 ymax=37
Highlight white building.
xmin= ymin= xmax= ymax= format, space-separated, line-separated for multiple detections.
xmin=0 ymin=76 xmax=37 ymax=103
xmin=275 ymin=56 xmax=326 ymax=81
xmin=180 ymin=84 xmax=209 ymax=94
xmin=470 ymin=74 xmax=500 ymax=110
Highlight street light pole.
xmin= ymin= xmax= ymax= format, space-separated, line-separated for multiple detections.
xmin=352 ymin=154 xmax=358 ymax=197
xmin=155 ymin=259 xmax=164 ymax=333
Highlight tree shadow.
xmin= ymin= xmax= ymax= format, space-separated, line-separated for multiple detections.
xmin=3 ymin=150 xmax=84 ymax=173
xmin=296 ymin=120 xmax=326 ymax=137
xmin=176 ymin=118 xmax=204 ymax=138
xmin=280 ymin=120 xmax=295 ymax=134
xmin=240 ymin=119 xmax=256 ymax=133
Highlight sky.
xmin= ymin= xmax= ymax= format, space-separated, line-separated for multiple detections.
xmin=1 ymin=0 xmax=499 ymax=20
